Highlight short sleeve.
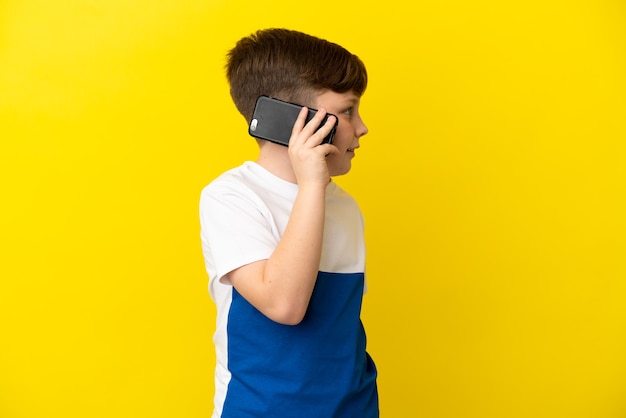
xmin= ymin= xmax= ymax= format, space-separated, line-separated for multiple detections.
xmin=200 ymin=180 xmax=280 ymax=285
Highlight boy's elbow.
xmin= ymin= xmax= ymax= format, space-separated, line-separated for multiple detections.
xmin=280 ymin=312 xmax=306 ymax=326
xmin=267 ymin=304 xmax=307 ymax=326
xmin=275 ymin=316 xmax=304 ymax=326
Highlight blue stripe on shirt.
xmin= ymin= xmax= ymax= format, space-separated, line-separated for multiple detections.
xmin=222 ymin=271 xmax=378 ymax=418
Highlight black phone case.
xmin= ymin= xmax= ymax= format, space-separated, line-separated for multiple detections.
xmin=248 ymin=96 xmax=337 ymax=146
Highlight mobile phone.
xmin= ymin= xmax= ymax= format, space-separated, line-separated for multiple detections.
xmin=248 ymin=95 xmax=338 ymax=147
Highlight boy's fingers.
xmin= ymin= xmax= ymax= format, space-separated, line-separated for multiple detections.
xmin=290 ymin=107 xmax=334 ymax=147
xmin=311 ymin=115 xmax=336 ymax=145
xmin=301 ymin=108 xmax=328 ymax=136
xmin=288 ymin=107 xmax=310 ymax=149
xmin=305 ymin=113 xmax=336 ymax=147
xmin=291 ymin=106 xmax=309 ymax=136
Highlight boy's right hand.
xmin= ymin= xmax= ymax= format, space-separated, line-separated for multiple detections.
xmin=288 ymin=107 xmax=338 ymax=188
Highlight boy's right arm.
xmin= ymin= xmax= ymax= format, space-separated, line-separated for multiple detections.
xmin=227 ymin=108 xmax=338 ymax=325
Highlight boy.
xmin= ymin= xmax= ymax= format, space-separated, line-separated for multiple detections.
xmin=200 ymin=28 xmax=378 ymax=417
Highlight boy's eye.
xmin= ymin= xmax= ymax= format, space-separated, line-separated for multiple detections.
xmin=343 ymin=107 xmax=353 ymax=116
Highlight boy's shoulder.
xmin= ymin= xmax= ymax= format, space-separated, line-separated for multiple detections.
xmin=204 ymin=161 xmax=265 ymax=188
xmin=202 ymin=161 xmax=298 ymax=202
xmin=202 ymin=162 xmax=256 ymax=197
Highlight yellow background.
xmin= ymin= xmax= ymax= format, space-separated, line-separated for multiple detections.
xmin=1 ymin=1 xmax=625 ymax=417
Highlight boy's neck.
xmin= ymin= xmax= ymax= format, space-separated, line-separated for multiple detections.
xmin=256 ymin=141 xmax=298 ymax=184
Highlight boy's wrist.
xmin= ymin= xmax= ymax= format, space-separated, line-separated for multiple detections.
xmin=296 ymin=180 xmax=329 ymax=194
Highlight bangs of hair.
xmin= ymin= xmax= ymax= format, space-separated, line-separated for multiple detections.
xmin=304 ymin=47 xmax=368 ymax=97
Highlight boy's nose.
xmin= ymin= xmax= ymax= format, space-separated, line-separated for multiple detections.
xmin=356 ymin=118 xmax=369 ymax=138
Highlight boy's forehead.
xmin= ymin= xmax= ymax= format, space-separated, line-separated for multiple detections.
xmin=316 ymin=90 xmax=360 ymax=105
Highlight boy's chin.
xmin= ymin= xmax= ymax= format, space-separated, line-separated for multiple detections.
xmin=329 ymin=164 xmax=352 ymax=177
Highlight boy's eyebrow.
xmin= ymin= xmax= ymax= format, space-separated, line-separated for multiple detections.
xmin=342 ymin=95 xmax=359 ymax=105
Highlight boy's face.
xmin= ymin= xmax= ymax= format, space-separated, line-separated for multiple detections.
xmin=315 ymin=90 xmax=369 ymax=177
